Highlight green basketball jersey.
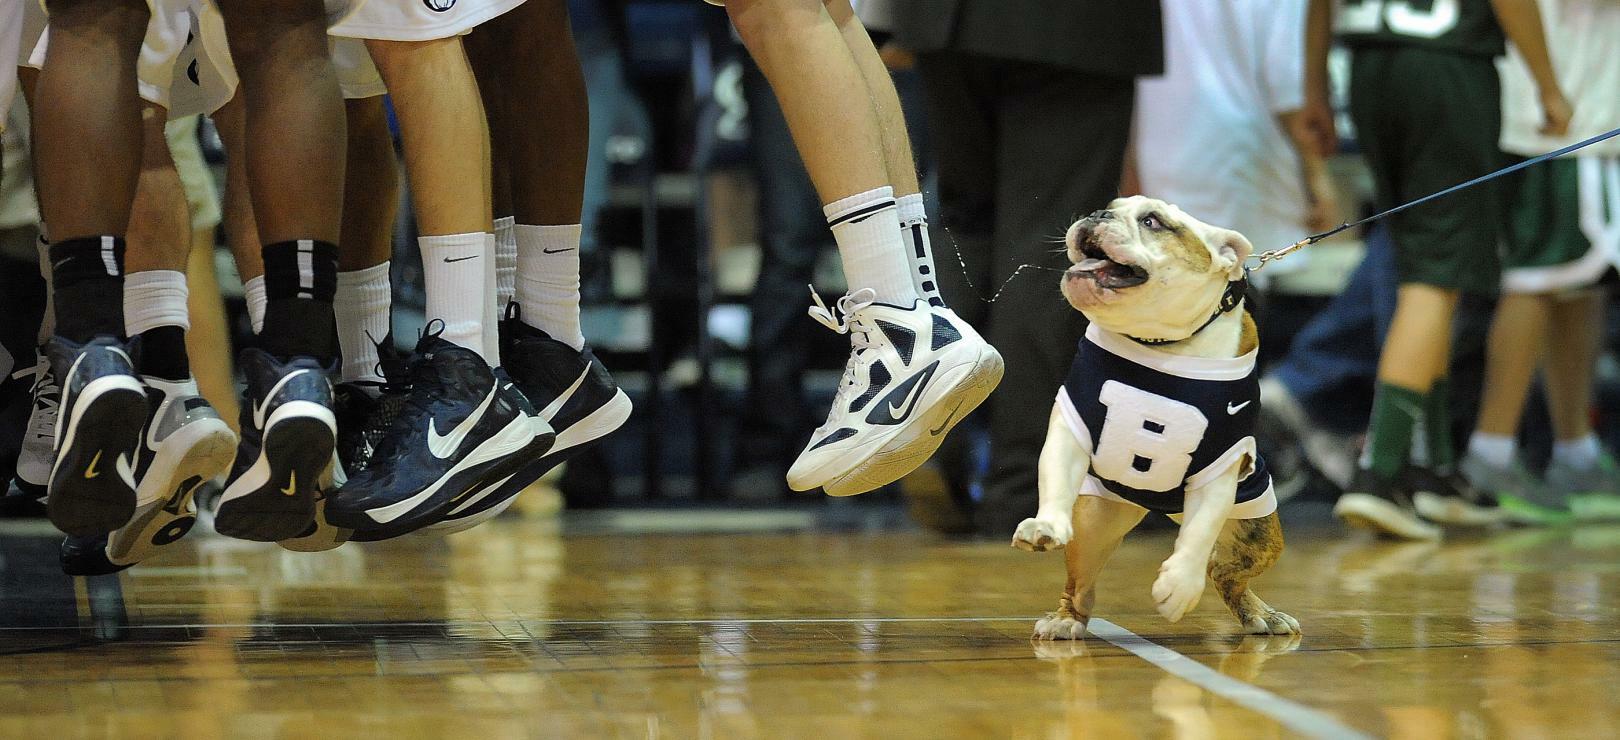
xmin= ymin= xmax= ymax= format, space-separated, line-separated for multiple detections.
xmin=1336 ymin=0 xmax=1504 ymax=57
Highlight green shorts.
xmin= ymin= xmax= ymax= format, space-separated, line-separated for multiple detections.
xmin=1501 ymin=155 xmax=1620 ymax=294
xmin=1349 ymin=46 xmax=1503 ymax=293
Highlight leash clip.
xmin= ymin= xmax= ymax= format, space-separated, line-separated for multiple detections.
xmin=1250 ymin=237 xmax=1313 ymax=272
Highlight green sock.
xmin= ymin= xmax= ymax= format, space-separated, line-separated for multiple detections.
xmin=1426 ymin=378 xmax=1455 ymax=472
xmin=1365 ymin=382 xmax=1426 ymax=479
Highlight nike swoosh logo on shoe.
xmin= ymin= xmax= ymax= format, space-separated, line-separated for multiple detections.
xmin=427 ymin=384 xmax=497 ymax=459
xmin=281 ymin=470 xmax=297 ymax=496
xmin=542 ymin=247 xmax=576 ymax=254
xmin=85 ymin=451 xmax=102 ymax=479
xmin=539 ymin=366 xmax=591 ymax=421
xmin=867 ymin=361 xmax=938 ymax=426
xmin=1226 ymin=400 xmax=1251 ymax=415
xmin=443 ymin=255 xmax=479 ymax=263
xmin=253 ymin=370 xmax=314 ymax=431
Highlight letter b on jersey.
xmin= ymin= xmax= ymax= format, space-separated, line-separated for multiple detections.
xmin=1093 ymin=380 xmax=1209 ymax=491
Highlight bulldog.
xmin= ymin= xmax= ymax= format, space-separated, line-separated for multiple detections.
xmin=1013 ymin=196 xmax=1299 ymax=639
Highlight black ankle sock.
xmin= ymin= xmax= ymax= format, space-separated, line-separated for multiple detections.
xmin=260 ymin=239 xmax=339 ymax=364
xmin=49 ymin=236 xmax=126 ymax=343
xmin=136 ymin=325 xmax=190 ymax=381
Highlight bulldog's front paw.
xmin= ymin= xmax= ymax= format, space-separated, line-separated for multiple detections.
xmin=1012 ymin=517 xmax=1073 ymax=552
xmin=1241 ymin=609 xmax=1301 ymax=636
xmin=1151 ymin=562 xmax=1205 ymax=623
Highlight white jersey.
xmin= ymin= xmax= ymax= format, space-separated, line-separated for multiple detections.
xmin=1134 ymin=0 xmax=1312 ymax=273
xmin=1499 ymin=0 xmax=1620 ymax=157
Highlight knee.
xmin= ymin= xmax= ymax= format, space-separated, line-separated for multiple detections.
xmin=725 ymin=0 xmax=824 ymax=48
xmin=44 ymin=0 xmax=148 ymax=39
xmin=217 ymin=0 xmax=325 ymax=65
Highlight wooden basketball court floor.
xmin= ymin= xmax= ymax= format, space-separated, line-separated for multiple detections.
xmin=2 ymin=506 xmax=1619 ymax=739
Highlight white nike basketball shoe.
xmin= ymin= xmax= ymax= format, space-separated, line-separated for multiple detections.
xmin=788 ymin=288 xmax=1003 ymax=496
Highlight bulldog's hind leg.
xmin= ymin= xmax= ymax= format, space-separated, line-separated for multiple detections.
xmin=1209 ymin=513 xmax=1300 ymax=635
xmin=1034 ymin=496 xmax=1146 ymax=640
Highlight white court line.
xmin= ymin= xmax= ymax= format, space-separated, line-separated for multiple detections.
xmin=1089 ymin=618 xmax=1370 ymax=740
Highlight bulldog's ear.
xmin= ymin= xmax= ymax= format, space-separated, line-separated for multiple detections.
xmin=1211 ymin=229 xmax=1253 ymax=279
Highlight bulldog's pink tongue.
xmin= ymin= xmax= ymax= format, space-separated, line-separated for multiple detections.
xmin=1076 ymin=258 xmax=1111 ymax=271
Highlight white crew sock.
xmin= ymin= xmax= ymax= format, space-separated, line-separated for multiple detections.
xmin=514 ymin=223 xmax=585 ymax=351
xmin=1467 ymin=432 xmax=1517 ymax=469
xmin=1553 ymin=434 xmax=1602 ymax=470
xmin=482 ymin=232 xmax=502 ymax=368
xmin=896 ymin=193 xmax=944 ymax=308
xmin=244 ymin=275 xmax=267 ymax=334
xmin=495 ymin=216 xmax=517 ymax=311
xmin=824 ymin=186 xmax=918 ymax=306
xmin=419 ymin=232 xmax=491 ymax=362
xmin=334 ymin=262 xmax=392 ymax=384
xmin=36 ymin=235 xmax=54 ymax=343
xmin=123 ymin=270 xmax=190 ymax=335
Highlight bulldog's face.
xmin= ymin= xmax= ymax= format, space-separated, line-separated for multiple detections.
xmin=1060 ymin=196 xmax=1253 ymax=340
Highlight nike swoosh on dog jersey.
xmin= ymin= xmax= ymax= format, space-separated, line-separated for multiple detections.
xmin=426 ymin=384 xmax=497 ymax=459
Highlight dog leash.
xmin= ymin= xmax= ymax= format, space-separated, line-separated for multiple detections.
xmin=1251 ymin=124 xmax=1620 ymax=270
xmin=950 ymin=125 xmax=1620 ymax=302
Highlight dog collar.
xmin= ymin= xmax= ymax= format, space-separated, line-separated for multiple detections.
xmin=1127 ymin=271 xmax=1249 ymax=347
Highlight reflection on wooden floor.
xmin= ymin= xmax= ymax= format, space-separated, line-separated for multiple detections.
xmin=3 ymin=512 xmax=1620 ymax=738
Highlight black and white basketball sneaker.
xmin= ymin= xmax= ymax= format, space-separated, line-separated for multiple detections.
xmin=45 ymin=335 xmax=148 ymax=536
xmin=324 ymin=332 xmax=548 ymax=536
xmin=104 ymin=377 xmax=236 ymax=565
xmin=215 ymin=349 xmax=336 ymax=542
xmin=1335 ymin=467 xmax=1442 ymax=540
xmin=10 ymin=348 xmax=58 ymax=503
xmin=421 ymin=314 xmax=631 ymax=535
xmin=787 ymin=289 xmax=1003 ymax=496
xmin=278 ymin=339 xmax=415 ymax=551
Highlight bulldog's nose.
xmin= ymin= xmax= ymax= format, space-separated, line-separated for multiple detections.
xmin=1088 ymin=209 xmax=1113 ymax=221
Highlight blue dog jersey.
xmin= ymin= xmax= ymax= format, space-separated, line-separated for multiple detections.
xmin=1056 ymin=324 xmax=1275 ymax=519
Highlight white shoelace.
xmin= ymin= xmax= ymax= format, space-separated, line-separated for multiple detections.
xmin=807 ymin=287 xmax=878 ymax=431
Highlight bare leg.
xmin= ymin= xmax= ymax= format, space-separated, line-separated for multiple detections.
xmin=467 ymin=0 xmax=586 ymax=226
xmin=725 ymin=0 xmax=886 ymax=202
xmin=823 ymin=0 xmax=916 ymax=196
xmin=1032 ymin=496 xmax=1145 ymax=640
xmin=365 ymin=37 xmax=492 ymax=236
xmin=1542 ymin=288 xmax=1603 ymax=442
xmin=32 ymin=0 xmax=148 ymax=240
xmin=366 ymin=37 xmax=494 ymax=360
xmin=1208 ymin=514 xmax=1300 ymax=635
xmin=215 ymin=0 xmax=344 ymax=245
xmin=338 ymin=96 xmax=400 ymax=271
xmin=1473 ymin=292 xmax=1548 ymax=437
xmin=125 ymin=105 xmax=191 ymax=274
xmin=1378 ymin=284 xmax=1459 ymax=392
xmin=213 ymin=95 xmax=264 ymax=286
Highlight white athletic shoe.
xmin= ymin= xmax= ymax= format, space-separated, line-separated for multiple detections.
xmin=106 ymin=377 xmax=237 ymax=566
xmin=787 ymin=289 xmax=1002 ymax=496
